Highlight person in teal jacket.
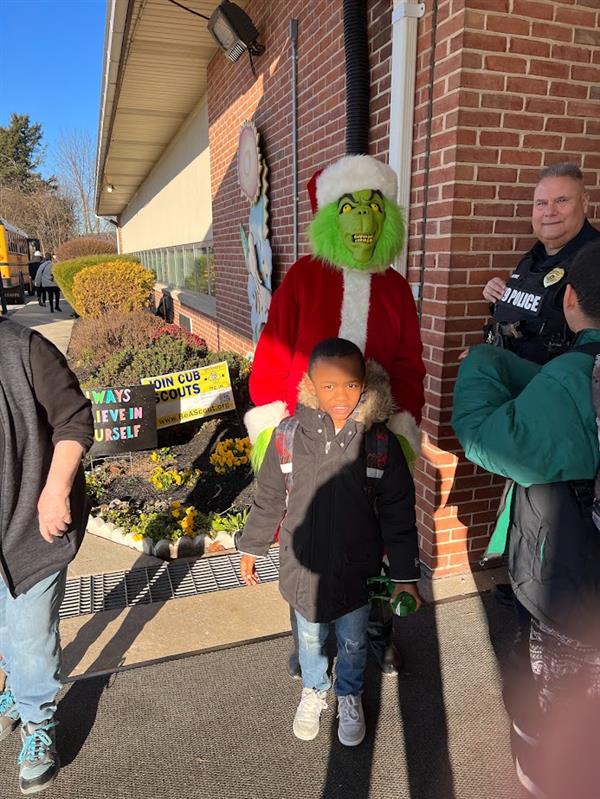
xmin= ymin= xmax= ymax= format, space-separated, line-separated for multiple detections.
xmin=452 ymin=240 xmax=600 ymax=799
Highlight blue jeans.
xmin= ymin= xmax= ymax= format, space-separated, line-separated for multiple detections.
xmin=0 ymin=570 xmax=66 ymax=725
xmin=295 ymin=604 xmax=370 ymax=696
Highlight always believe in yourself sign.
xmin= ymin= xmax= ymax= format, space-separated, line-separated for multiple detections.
xmin=85 ymin=385 xmax=157 ymax=456
xmin=141 ymin=362 xmax=235 ymax=429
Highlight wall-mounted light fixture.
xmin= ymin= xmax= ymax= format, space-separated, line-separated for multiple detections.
xmin=208 ymin=1 xmax=265 ymax=70
xmin=105 ymin=184 xmax=115 ymax=193
xmin=167 ymin=0 xmax=264 ymax=76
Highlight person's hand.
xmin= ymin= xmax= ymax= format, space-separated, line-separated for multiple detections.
xmin=482 ymin=277 xmax=506 ymax=303
xmin=37 ymin=483 xmax=71 ymax=544
xmin=240 ymin=554 xmax=259 ymax=585
xmin=390 ymin=582 xmax=423 ymax=611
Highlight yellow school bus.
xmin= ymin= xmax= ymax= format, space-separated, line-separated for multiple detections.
xmin=0 ymin=218 xmax=34 ymax=302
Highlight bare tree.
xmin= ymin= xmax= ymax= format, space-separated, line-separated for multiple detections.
xmin=0 ymin=183 xmax=76 ymax=253
xmin=55 ymin=130 xmax=107 ymax=235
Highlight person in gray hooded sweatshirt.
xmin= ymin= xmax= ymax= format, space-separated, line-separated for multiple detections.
xmin=0 ymin=317 xmax=93 ymax=794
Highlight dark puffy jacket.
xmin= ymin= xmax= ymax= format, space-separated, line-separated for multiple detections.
xmin=452 ymin=332 xmax=600 ymax=644
xmin=237 ymin=363 xmax=420 ymax=623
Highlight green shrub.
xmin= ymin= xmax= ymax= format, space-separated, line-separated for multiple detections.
xmin=73 ymin=260 xmax=154 ymax=318
xmin=85 ymin=335 xmax=207 ymax=388
xmin=53 ymin=253 xmax=140 ymax=310
xmin=69 ymin=310 xmax=163 ymax=371
xmin=55 ymin=236 xmax=117 ymax=262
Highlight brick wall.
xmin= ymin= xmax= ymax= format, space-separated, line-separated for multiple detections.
xmin=408 ymin=0 xmax=600 ymax=578
xmin=207 ymin=0 xmax=393 ymax=343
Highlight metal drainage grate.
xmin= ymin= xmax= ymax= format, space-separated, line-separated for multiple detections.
xmin=60 ymin=548 xmax=280 ymax=619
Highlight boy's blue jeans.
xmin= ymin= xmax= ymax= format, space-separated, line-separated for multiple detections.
xmin=0 ymin=569 xmax=66 ymax=725
xmin=295 ymin=604 xmax=370 ymax=696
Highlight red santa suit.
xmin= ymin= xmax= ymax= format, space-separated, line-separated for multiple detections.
xmin=245 ymin=155 xmax=425 ymax=456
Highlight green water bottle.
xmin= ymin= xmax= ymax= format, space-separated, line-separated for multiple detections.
xmin=390 ymin=591 xmax=417 ymax=617
xmin=367 ymin=576 xmax=417 ymax=617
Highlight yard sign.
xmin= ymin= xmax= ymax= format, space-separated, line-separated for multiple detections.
xmin=141 ymin=362 xmax=235 ymax=429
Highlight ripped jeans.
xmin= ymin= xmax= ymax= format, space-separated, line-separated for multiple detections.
xmin=295 ymin=605 xmax=370 ymax=696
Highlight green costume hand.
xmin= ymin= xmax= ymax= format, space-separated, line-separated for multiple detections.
xmin=396 ymin=433 xmax=417 ymax=467
xmin=250 ymin=427 xmax=275 ymax=473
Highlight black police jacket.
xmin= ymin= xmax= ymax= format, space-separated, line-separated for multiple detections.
xmin=490 ymin=219 xmax=600 ymax=364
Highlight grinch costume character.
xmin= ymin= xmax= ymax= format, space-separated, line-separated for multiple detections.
xmin=244 ymin=154 xmax=425 ymax=677
xmin=245 ymin=154 xmax=425 ymax=463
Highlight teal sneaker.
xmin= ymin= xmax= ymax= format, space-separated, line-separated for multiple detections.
xmin=18 ymin=720 xmax=59 ymax=795
xmin=0 ymin=689 xmax=20 ymax=741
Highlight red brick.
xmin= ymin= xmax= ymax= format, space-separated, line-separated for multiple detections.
xmin=528 ymin=60 xmax=570 ymax=80
xmin=574 ymin=28 xmax=600 ymax=47
xmin=480 ymin=131 xmax=520 ymax=147
xmin=463 ymin=30 xmax=508 ymax=52
xmin=571 ymin=65 xmax=600 ymax=84
xmin=485 ymin=14 xmax=530 ymax=36
xmin=506 ymin=76 xmax=549 ymax=96
xmin=555 ymin=6 xmax=597 ymax=26
xmin=477 ymin=166 xmax=519 ymax=182
xmin=546 ymin=118 xmax=585 ymax=135
xmin=523 ymin=133 xmax=563 ymax=149
xmin=567 ymin=100 xmax=600 ymax=118
xmin=485 ymin=54 xmax=528 ymax=73
xmin=525 ymin=96 xmax=566 ymax=115
xmin=549 ymin=81 xmax=589 ymax=99
xmin=460 ymin=71 xmax=505 ymax=91
xmin=481 ymin=94 xmax=524 ymax=111
xmin=531 ymin=21 xmax=574 ymax=43
xmin=552 ymin=44 xmax=592 ymax=63
xmin=504 ymin=112 xmax=545 ymax=131
xmin=512 ymin=0 xmax=554 ymax=19
xmin=508 ymin=37 xmax=551 ymax=58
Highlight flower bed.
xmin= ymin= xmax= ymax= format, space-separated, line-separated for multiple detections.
xmin=70 ymin=312 xmax=255 ymax=561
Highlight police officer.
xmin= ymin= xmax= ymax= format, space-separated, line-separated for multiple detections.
xmin=483 ymin=162 xmax=600 ymax=365
xmin=481 ymin=163 xmax=600 ymax=742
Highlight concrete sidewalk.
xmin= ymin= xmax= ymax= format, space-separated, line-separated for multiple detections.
xmin=0 ymin=592 xmax=528 ymax=799
xmin=4 ymin=296 xmax=75 ymax=354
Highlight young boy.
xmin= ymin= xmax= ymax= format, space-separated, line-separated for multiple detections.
xmin=237 ymin=338 xmax=421 ymax=746
xmin=452 ymin=240 xmax=600 ymax=798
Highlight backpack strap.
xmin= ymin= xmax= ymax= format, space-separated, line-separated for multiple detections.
xmin=571 ymin=342 xmax=600 ymax=357
xmin=365 ymin=423 xmax=390 ymax=503
xmin=274 ymin=416 xmax=299 ymax=494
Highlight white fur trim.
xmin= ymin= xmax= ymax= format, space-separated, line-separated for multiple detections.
xmin=387 ymin=411 xmax=422 ymax=458
xmin=244 ymin=401 xmax=288 ymax=443
xmin=316 ymin=155 xmax=398 ymax=209
xmin=338 ymin=270 xmax=371 ymax=353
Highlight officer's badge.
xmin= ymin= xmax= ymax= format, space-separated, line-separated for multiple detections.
xmin=543 ymin=267 xmax=565 ymax=288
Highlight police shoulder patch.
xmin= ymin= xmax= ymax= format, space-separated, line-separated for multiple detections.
xmin=543 ymin=266 xmax=565 ymax=288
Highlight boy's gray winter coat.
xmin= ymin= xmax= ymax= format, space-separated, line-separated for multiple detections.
xmin=238 ymin=362 xmax=420 ymax=623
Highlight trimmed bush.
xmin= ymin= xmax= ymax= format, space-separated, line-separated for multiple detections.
xmin=55 ymin=236 xmax=117 ymax=262
xmin=53 ymin=253 xmax=140 ymax=310
xmin=73 ymin=260 xmax=154 ymax=318
xmin=69 ymin=310 xmax=164 ymax=370
xmin=151 ymin=323 xmax=207 ymax=351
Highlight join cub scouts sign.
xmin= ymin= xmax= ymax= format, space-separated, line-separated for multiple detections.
xmin=85 ymin=386 xmax=157 ymax=456
xmin=141 ymin=362 xmax=236 ymax=429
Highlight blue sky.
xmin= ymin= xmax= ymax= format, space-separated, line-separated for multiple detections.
xmin=2 ymin=0 xmax=106 ymax=178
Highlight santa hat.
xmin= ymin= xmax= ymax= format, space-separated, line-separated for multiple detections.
xmin=307 ymin=155 xmax=398 ymax=214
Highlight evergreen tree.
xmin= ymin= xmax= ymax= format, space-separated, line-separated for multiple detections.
xmin=0 ymin=113 xmax=46 ymax=190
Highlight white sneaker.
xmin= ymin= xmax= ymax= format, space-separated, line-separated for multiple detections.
xmin=292 ymin=688 xmax=328 ymax=741
xmin=337 ymin=694 xmax=366 ymax=747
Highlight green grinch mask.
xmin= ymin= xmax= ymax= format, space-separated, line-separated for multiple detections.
xmin=309 ymin=189 xmax=405 ymax=273
xmin=337 ymin=190 xmax=384 ymax=264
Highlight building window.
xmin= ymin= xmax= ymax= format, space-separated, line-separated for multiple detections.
xmin=135 ymin=241 xmax=215 ymax=296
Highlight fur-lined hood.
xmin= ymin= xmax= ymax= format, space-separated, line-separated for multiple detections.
xmin=297 ymin=359 xmax=395 ymax=430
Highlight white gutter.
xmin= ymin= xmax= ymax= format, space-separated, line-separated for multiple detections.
xmin=388 ymin=1 xmax=425 ymax=277
xmin=94 ymin=0 xmax=130 ymax=215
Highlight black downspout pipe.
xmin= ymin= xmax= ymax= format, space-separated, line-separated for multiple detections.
xmin=343 ymin=0 xmax=370 ymax=155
